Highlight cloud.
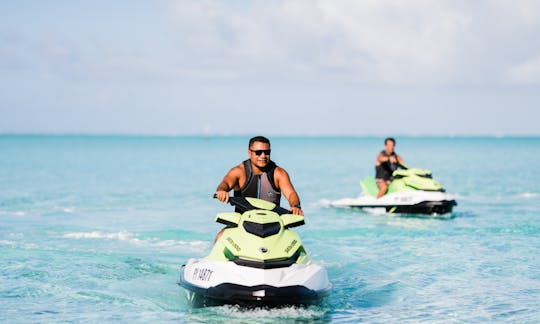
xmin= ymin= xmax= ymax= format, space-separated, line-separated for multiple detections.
xmin=168 ymin=0 xmax=540 ymax=86
xmin=1 ymin=0 xmax=539 ymax=135
xmin=3 ymin=0 xmax=540 ymax=87
xmin=505 ymin=55 xmax=540 ymax=84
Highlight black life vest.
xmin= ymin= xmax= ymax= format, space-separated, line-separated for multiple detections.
xmin=233 ymin=160 xmax=281 ymax=210
xmin=375 ymin=150 xmax=399 ymax=180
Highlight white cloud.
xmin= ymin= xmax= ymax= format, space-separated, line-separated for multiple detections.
xmin=1 ymin=0 xmax=539 ymax=136
xmin=4 ymin=1 xmax=540 ymax=87
xmin=168 ymin=0 xmax=540 ymax=86
xmin=505 ymin=55 xmax=540 ymax=84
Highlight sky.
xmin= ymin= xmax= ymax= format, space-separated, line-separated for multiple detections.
xmin=1 ymin=0 xmax=539 ymax=136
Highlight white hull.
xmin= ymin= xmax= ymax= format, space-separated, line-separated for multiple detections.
xmin=331 ymin=191 xmax=456 ymax=214
xmin=179 ymin=258 xmax=331 ymax=305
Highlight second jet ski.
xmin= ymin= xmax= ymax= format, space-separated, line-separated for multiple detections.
xmin=331 ymin=168 xmax=457 ymax=215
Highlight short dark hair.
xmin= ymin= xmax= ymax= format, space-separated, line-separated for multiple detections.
xmin=249 ymin=136 xmax=270 ymax=148
xmin=385 ymin=137 xmax=395 ymax=145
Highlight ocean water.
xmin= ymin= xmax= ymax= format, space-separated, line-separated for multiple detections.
xmin=1 ymin=135 xmax=539 ymax=323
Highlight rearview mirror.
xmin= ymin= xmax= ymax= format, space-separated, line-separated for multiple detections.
xmin=281 ymin=214 xmax=305 ymax=228
xmin=215 ymin=212 xmax=241 ymax=227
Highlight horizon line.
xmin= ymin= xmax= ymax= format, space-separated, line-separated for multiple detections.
xmin=1 ymin=132 xmax=539 ymax=138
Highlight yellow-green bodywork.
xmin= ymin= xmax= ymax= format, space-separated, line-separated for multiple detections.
xmin=208 ymin=201 xmax=308 ymax=263
xmin=244 ymin=197 xmax=276 ymax=210
xmin=361 ymin=168 xmax=443 ymax=197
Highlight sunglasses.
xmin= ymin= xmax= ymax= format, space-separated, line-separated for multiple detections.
xmin=250 ymin=149 xmax=271 ymax=156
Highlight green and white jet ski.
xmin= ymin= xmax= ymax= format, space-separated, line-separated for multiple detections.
xmin=331 ymin=168 xmax=457 ymax=215
xmin=179 ymin=197 xmax=332 ymax=307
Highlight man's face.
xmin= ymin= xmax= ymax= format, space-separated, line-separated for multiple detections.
xmin=385 ymin=140 xmax=395 ymax=154
xmin=248 ymin=141 xmax=271 ymax=169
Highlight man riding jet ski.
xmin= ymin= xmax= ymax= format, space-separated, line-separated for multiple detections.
xmin=332 ymin=137 xmax=456 ymax=215
xmin=179 ymin=197 xmax=332 ymax=307
xmin=331 ymin=167 xmax=457 ymax=215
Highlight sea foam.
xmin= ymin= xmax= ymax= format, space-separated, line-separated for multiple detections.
xmin=62 ymin=231 xmax=210 ymax=250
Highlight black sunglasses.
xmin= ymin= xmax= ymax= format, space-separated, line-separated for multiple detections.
xmin=250 ymin=149 xmax=271 ymax=156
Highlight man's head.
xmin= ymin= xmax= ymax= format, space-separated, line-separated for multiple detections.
xmin=384 ymin=137 xmax=396 ymax=154
xmin=249 ymin=136 xmax=270 ymax=148
xmin=248 ymin=136 xmax=271 ymax=170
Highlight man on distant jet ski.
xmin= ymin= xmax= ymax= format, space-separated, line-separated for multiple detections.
xmin=375 ymin=137 xmax=406 ymax=198
xmin=215 ymin=135 xmax=303 ymax=216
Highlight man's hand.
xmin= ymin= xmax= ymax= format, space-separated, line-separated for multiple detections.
xmin=215 ymin=190 xmax=230 ymax=203
xmin=290 ymin=206 xmax=304 ymax=216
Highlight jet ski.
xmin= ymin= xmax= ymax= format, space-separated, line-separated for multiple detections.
xmin=179 ymin=197 xmax=332 ymax=307
xmin=331 ymin=168 xmax=457 ymax=215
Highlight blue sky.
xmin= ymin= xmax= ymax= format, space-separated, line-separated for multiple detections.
xmin=1 ymin=0 xmax=539 ymax=135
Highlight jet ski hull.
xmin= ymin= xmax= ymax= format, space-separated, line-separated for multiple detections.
xmin=331 ymin=191 xmax=457 ymax=215
xmin=343 ymin=199 xmax=456 ymax=214
xmin=179 ymin=259 xmax=331 ymax=307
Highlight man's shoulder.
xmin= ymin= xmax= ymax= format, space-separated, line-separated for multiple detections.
xmin=236 ymin=162 xmax=246 ymax=170
xmin=273 ymin=166 xmax=289 ymax=177
xmin=228 ymin=162 xmax=245 ymax=175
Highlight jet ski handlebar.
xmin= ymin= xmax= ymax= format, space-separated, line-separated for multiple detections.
xmin=213 ymin=194 xmax=292 ymax=215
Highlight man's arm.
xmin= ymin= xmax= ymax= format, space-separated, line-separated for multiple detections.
xmin=397 ymin=155 xmax=407 ymax=168
xmin=274 ymin=167 xmax=303 ymax=215
xmin=376 ymin=152 xmax=388 ymax=165
xmin=215 ymin=165 xmax=242 ymax=203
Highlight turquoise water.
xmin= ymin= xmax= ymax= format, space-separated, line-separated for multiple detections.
xmin=1 ymin=135 xmax=540 ymax=323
